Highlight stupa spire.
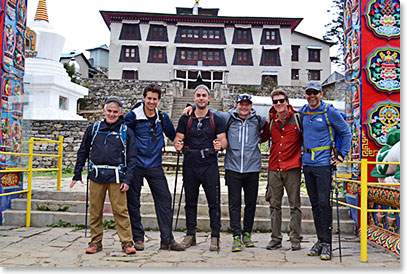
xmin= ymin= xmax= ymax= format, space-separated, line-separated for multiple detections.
xmin=34 ymin=0 xmax=49 ymax=22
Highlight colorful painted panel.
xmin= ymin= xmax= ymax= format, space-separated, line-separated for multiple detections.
xmin=364 ymin=46 xmax=400 ymax=93
xmin=363 ymin=226 xmax=400 ymax=255
xmin=2 ymin=0 xmax=25 ymax=77
xmin=363 ymin=0 xmax=400 ymax=39
xmin=365 ymin=100 xmax=399 ymax=147
xmin=24 ymin=26 xmax=37 ymax=57
xmin=344 ymin=0 xmax=361 ymax=82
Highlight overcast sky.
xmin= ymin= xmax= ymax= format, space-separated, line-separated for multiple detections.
xmin=26 ymin=0 xmax=340 ymax=70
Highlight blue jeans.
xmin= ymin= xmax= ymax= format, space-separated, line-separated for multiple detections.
xmin=303 ymin=165 xmax=332 ymax=244
xmin=126 ymin=166 xmax=174 ymax=245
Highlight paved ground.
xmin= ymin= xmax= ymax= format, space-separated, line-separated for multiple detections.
xmin=0 ymin=175 xmax=400 ymax=268
xmin=0 ymin=226 xmax=400 ymax=268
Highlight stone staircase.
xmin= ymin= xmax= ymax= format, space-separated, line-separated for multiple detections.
xmin=3 ymin=187 xmax=355 ymax=235
xmin=170 ymin=89 xmax=224 ymax=129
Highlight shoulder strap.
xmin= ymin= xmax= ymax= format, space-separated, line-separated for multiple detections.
xmin=91 ymin=121 xmax=102 ymax=146
xmin=293 ymin=112 xmax=302 ymax=134
xmin=209 ymin=111 xmax=216 ymax=136
xmin=323 ymin=104 xmax=335 ymax=143
xmin=158 ymin=108 xmax=165 ymax=130
xmin=226 ymin=116 xmax=234 ymax=133
xmin=256 ymin=115 xmax=262 ymax=133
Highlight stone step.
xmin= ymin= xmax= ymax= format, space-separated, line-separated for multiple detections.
xmin=2 ymin=210 xmax=355 ymax=234
xmin=10 ymin=199 xmax=351 ymax=220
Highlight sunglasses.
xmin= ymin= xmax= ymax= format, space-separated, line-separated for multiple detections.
xmin=272 ymin=99 xmax=286 ymax=104
xmin=306 ymin=90 xmax=321 ymax=96
xmin=197 ymin=121 xmax=203 ymax=136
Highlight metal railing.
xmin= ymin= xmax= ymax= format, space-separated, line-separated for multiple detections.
xmin=0 ymin=137 xmax=64 ymax=227
xmin=333 ymin=158 xmax=400 ymax=262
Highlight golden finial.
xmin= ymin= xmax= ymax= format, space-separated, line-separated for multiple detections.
xmin=34 ymin=0 xmax=49 ymax=22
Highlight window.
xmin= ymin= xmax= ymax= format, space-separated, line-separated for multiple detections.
xmin=308 ymin=49 xmax=321 ymax=62
xmin=261 ymin=49 xmax=280 ymax=66
xmin=148 ymin=47 xmax=166 ymax=63
xmin=308 ymin=70 xmax=321 ymax=80
xmin=176 ymin=48 xmax=224 ymax=66
xmin=120 ymin=46 xmax=139 ymax=62
xmin=59 ymin=96 xmax=68 ymax=110
xmin=292 ymin=45 xmax=300 ymax=61
xmin=232 ymin=49 xmax=252 ymax=65
xmin=119 ymin=24 xmax=141 ymax=40
xmin=291 ymin=69 xmax=299 ymax=80
xmin=147 ymin=25 xmax=168 ymax=41
xmin=176 ymin=27 xmax=224 ymax=44
xmin=233 ymin=28 xmax=252 ymax=44
xmin=261 ymin=29 xmax=281 ymax=45
xmin=122 ymin=70 xmax=138 ymax=80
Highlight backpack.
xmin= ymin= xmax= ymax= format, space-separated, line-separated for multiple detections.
xmin=226 ymin=114 xmax=263 ymax=133
xmin=185 ymin=110 xmax=216 ymax=137
xmin=301 ymin=103 xmax=346 ymax=160
xmin=90 ymin=120 xmax=128 ymax=170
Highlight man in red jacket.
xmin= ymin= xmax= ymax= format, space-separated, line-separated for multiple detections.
xmin=260 ymin=89 xmax=303 ymax=251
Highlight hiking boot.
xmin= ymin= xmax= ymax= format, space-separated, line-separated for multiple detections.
xmin=231 ymin=235 xmax=243 ymax=252
xmin=266 ymin=240 xmax=281 ymax=250
xmin=307 ymin=240 xmax=322 ymax=256
xmin=85 ymin=243 xmax=102 ymax=254
xmin=181 ymin=235 xmax=196 ymax=248
xmin=159 ymin=241 xmax=186 ymax=251
xmin=134 ymin=240 xmax=144 ymax=251
xmin=320 ymin=243 xmax=331 ymax=260
xmin=122 ymin=243 xmax=136 ymax=254
xmin=209 ymin=236 xmax=220 ymax=251
xmin=291 ymin=241 xmax=301 ymax=251
xmin=242 ymin=232 xmax=255 ymax=247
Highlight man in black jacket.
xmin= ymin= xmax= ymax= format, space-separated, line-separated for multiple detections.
xmin=71 ymin=97 xmax=137 ymax=255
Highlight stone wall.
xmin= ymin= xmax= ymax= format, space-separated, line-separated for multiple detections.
xmin=23 ymin=120 xmax=92 ymax=170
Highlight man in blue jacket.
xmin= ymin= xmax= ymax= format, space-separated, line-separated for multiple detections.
xmin=124 ymin=84 xmax=185 ymax=251
xmin=299 ymin=81 xmax=351 ymax=261
xmin=71 ymin=96 xmax=137 ymax=255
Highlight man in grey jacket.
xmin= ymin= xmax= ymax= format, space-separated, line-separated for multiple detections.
xmin=184 ymin=94 xmax=266 ymax=252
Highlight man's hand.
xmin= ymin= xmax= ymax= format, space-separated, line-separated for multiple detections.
xmin=330 ymin=154 xmax=344 ymax=166
xmin=213 ymin=139 xmax=222 ymax=152
xmin=183 ymin=106 xmax=194 ymax=116
xmin=70 ymin=180 xmax=83 ymax=188
xmin=174 ymin=139 xmax=184 ymax=152
xmin=120 ymin=183 xmax=129 ymax=192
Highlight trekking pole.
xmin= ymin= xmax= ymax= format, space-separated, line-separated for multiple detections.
xmin=333 ymin=165 xmax=343 ymax=262
xmin=85 ymin=162 xmax=90 ymax=237
xmin=171 ymin=151 xmax=180 ymax=230
xmin=175 ymin=181 xmax=184 ymax=230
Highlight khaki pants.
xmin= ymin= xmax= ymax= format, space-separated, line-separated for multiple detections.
xmin=89 ymin=180 xmax=133 ymax=248
xmin=266 ymin=168 xmax=302 ymax=243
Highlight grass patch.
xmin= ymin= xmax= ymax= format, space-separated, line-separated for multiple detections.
xmin=49 ymin=220 xmax=72 ymax=227
xmin=36 ymin=205 xmax=51 ymax=211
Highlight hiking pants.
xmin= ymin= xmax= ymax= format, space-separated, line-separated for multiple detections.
xmin=225 ymin=170 xmax=259 ymax=237
xmin=183 ymin=162 xmax=221 ymax=238
xmin=303 ymin=165 xmax=332 ymax=244
xmin=126 ymin=166 xmax=174 ymax=245
xmin=89 ymin=180 xmax=133 ymax=247
xmin=267 ymin=168 xmax=302 ymax=243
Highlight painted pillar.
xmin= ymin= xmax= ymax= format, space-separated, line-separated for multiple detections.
xmin=0 ymin=0 xmax=27 ymax=224
xmin=344 ymin=0 xmax=400 ymax=255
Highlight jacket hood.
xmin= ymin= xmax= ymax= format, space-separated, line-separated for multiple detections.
xmin=131 ymin=102 xmax=161 ymax=123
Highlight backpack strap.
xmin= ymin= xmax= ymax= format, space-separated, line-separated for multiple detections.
xmin=185 ymin=110 xmax=216 ymax=137
xmin=208 ymin=111 xmax=216 ymax=136
xmin=91 ymin=120 xmax=102 ymax=146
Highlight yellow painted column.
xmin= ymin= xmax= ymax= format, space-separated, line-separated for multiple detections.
xmin=360 ymin=158 xmax=368 ymax=262
xmin=26 ymin=138 xmax=34 ymax=227
xmin=57 ymin=136 xmax=64 ymax=190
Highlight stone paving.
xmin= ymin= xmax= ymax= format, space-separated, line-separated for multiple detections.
xmin=0 ymin=175 xmax=400 ymax=268
xmin=0 ymin=226 xmax=400 ymax=268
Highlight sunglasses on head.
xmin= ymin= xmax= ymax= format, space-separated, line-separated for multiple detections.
xmin=149 ymin=127 xmax=157 ymax=141
xmin=272 ymin=99 xmax=286 ymax=104
xmin=306 ymin=90 xmax=321 ymax=96
xmin=238 ymin=94 xmax=252 ymax=102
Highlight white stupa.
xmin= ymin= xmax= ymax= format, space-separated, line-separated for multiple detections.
xmin=23 ymin=0 xmax=88 ymax=120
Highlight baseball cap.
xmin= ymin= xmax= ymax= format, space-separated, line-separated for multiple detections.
xmin=305 ymin=81 xmax=322 ymax=92
xmin=104 ymin=96 xmax=123 ymax=108
xmin=236 ymin=94 xmax=252 ymax=104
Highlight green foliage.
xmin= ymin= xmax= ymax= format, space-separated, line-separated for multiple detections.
xmin=323 ymin=0 xmax=344 ymax=69
xmin=57 ymin=206 xmax=70 ymax=212
xmin=49 ymin=220 xmax=72 ymax=227
xmin=36 ymin=205 xmax=51 ymax=211
xmin=238 ymin=87 xmax=259 ymax=94
xmin=103 ymin=220 xmax=116 ymax=229
xmin=63 ymin=62 xmax=75 ymax=79
xmin=261 ymin=76 xmax=277 ymax=92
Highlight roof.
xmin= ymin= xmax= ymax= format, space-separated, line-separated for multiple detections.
xmin=60 ymin=52 xmax=92 ymax=68
xmin=293 ymin=31 xmax=335 ymax=47
xmin=322 ymin=71 xmax=344 ymax=86
xmin=86 ymin=44 xmax=109 ymax=52
xmin=100 ymin=10 xmax=303 ymax=33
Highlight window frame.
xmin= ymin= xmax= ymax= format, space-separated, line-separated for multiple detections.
xmin=120 ymin=24 xmax=141 ymax=40
xmin=232 ymin=49 xmax=253 ymax=66
xmin=147 ymin=25 xmax=168 ymax=41
xmin=148 ymin=46 xmax=167 ymax=63
xmin=291 ymin=69 xmax=300 ymax=80
xmin=122 ymin=70 xmax=139 ymax=80
xmin=308 ymin=48 xmax=321 ymax=62
xmin=291 ymin=45 xmax=300 ymax=61
xmin=120 ymin=46 xmax=140 ymax=62
xmin=261 ymin=28 xmax=281 ymax=45
xmin=232 ymin=28 xmax=253 ymax=44
xmin=308 ymin=70 xmax=321 ymax=80
xmin=261 ymin=49 xmax=281 ymax=66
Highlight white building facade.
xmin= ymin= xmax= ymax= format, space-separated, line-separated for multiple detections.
xmin=101 ymin=7 xmax=332 ymax=89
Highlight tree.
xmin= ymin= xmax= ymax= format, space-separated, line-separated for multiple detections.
xmin=323 ymin=0 xmax=344 ymax=70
